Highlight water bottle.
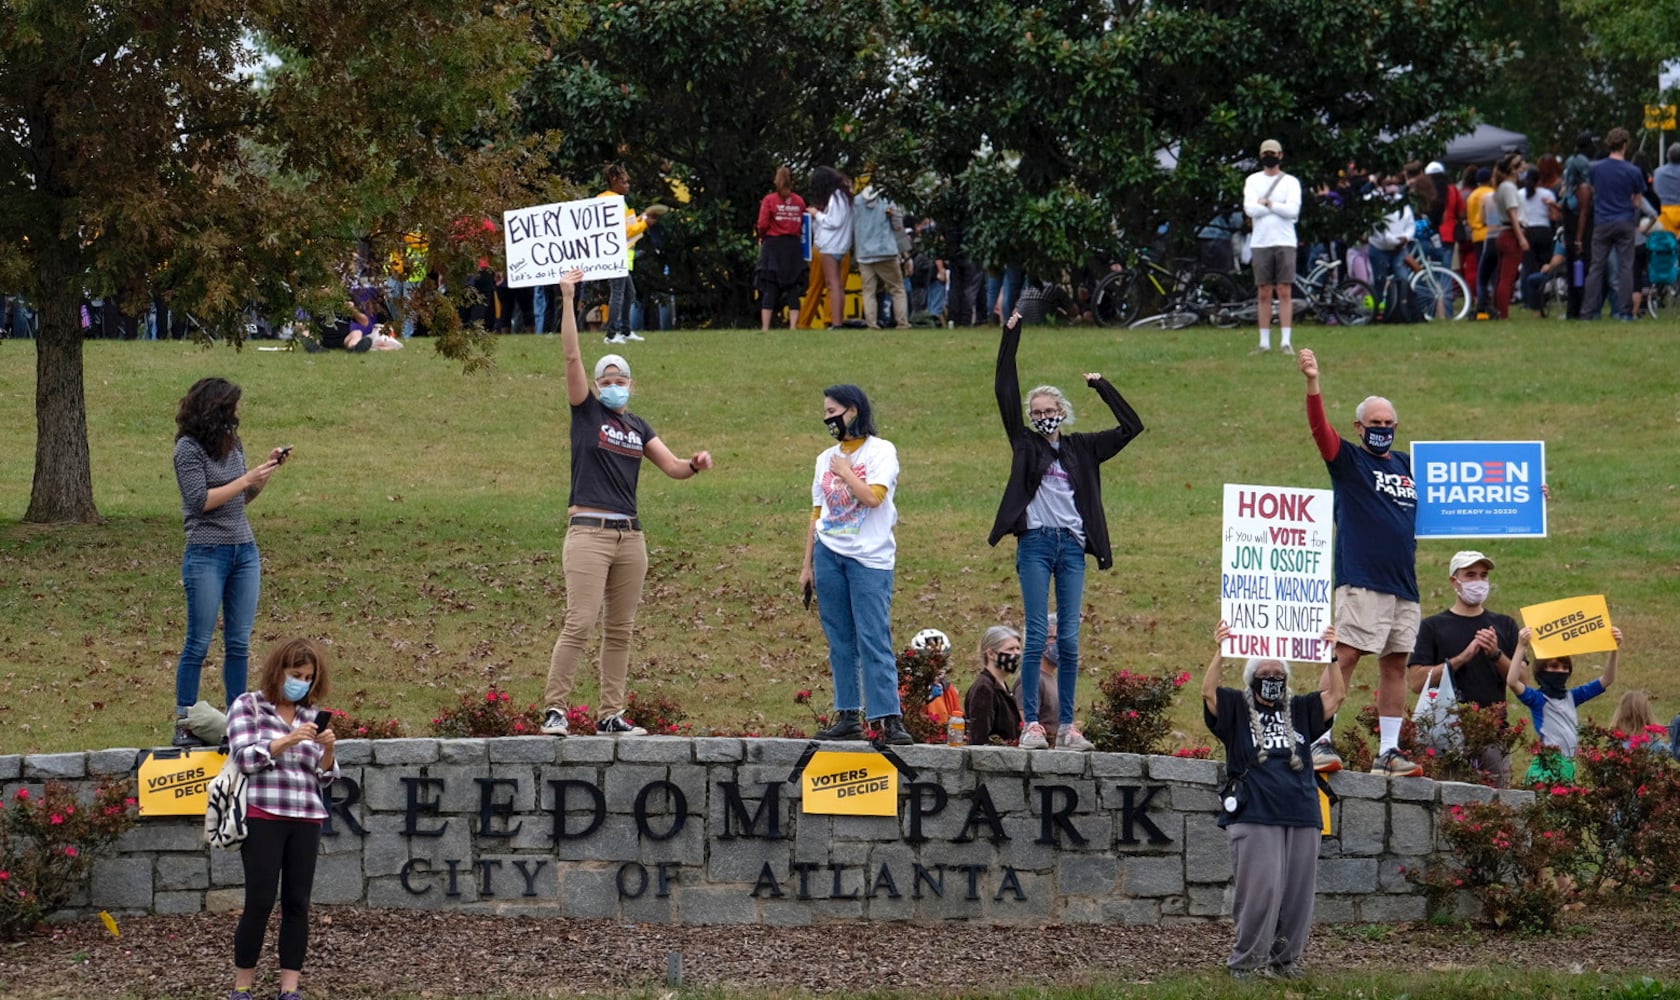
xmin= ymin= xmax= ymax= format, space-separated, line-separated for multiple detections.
xmin=1572 ymin=260 xmax=1584 ymax=288
xmin=946 ymin=712 xmax=966 ymax=747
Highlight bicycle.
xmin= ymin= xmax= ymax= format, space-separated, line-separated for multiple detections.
xmin=1221 ymin=257 xmax=1373 ymax=327
xmin=1402 ymin=244 xmax=1471 ymax=321
xmin=1125 ymin=261 xmax=1245 ymax=330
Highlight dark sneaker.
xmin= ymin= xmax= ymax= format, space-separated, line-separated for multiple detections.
xmin=597 ymin=713 xmax=648 ymax=736
xmin=1272 ymin=963 xmax=1305 ymax=980
xmin=172 ymin=720 xmax=207 ymax=749
xmin=1311 ymin=742 xmax=1344 ymax=773
xmin=229 ymin=991 xmax=254 ymax=1000
xmin=1371 ymin=748 xmax=1425 ymax=778
xmin=876 ymin=715 xmax=914 ymax=746
xmin=278 ymin=991 xmax=304 ymax=1000
xmin=1229 ymin=966 xmax=1276 ymax=980
xmin=540 ymin=707 xmax=569 ymax=737
xmin=814 ymin=709 xmax=864 ymax=741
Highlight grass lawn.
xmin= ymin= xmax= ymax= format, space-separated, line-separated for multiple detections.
xmin=0 ymin=319 xmax=1675 ymax=756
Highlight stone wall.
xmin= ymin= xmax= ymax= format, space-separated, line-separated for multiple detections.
xmin=0 ymin=737 xmax=1534 ymax=926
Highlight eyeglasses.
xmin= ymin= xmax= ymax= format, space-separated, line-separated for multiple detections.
xmin=1029 ymin=409 xmax=1061 ymax=420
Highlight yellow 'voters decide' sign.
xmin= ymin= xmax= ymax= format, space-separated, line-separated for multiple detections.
xmin=137 ymin=747 xmax=227 ymax=816
xmin=801 ymin=750 xmax=899 ymax=816
xmin=1520 ymin=594 xmax=1617 ymax=659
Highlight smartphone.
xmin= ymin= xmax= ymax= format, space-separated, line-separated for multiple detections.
xmin=802 ymin=580 xmax=814 ymax=610
xmin=315 ymin=709 xmax=333 ymax=731
xmin=277 ymin=446 xmax=294 ymax=465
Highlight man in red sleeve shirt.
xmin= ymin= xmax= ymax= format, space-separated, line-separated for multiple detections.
xmin=1297 ymin=348 xmax=1424 ymax=778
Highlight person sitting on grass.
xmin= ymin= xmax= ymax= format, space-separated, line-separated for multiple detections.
xmin=1203 ymin=620 xmax=1343 ymax=980
xmin=1507 ymin=624 xmax=1622 ymax=784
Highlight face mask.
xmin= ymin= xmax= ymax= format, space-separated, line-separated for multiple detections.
xmin=1031 ymin=414 xmax=1064 ymax=436
xmin=282 ymin=676 xmax=312 ymax=703
xmin=824 ymin=413 xmax=848 ymax=440
xmin=1385 ymin=185 xmax=1401 ymax=196
xmin=1361 ymin=425 xmax=1394 ymax=454
xmin=1538 ymin=671 xmax=1571 ymax=698
xmin=598 ymin=384 xmax=630 ymax=410
xmin=1260 ymin=154 xmax=1281 ymax=170
xmin=1251 ymin=675 xmax=1286 ymax=704
xmin=994 ymin=652 xmax=1021 ymax=674
xmin=1456 ymin=579 xmax=1491 ymax=606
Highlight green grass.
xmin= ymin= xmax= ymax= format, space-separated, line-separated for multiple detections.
xmin=1 ymin=320 xmax=1676 ymax=755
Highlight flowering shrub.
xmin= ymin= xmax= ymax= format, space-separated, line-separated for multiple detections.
xmin=1335 ymin=703 xmax=1524 ymax=787
xmin=896 ymin=644 xmax=953 ymax=743
xmin=1083 ymin=668 xmax=1192 ymax=755
xmin=317 ymin=705 xmax=406 ymax=740
xmin=1528 ymin=725 xmax=1680 ymax=894
xmin=429 ymin=688 xmax=543 ymax=738
xmin=0 ymin=781 xmax=138 ymax=941
xmin=623 ymin=691 xmax=690 ymax=736
xmin=1172 ymin=745 xmax=1215 ymax=759
xmin=1406 ymin=797 xmax=1582 ymax=932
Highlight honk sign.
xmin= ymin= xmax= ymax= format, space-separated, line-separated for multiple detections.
xmin=1520 ymin=594 xmax=1618 ymax=659
xmin=802 ymin=751 xmax=899 ymax=816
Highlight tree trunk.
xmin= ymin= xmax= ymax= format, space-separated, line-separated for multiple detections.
xmin=25 ymin=277 xmax=100 ymax=524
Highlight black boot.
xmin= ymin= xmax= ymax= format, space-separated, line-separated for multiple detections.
xmin=876 ymin=714 xmax=914 ymax=746
xmin=815 ymin=709 xmax=864 ymax=741
xmin=171 ymin=712 xmax=206 ymax=749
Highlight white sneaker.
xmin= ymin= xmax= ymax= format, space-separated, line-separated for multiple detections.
xmin=604 ymin=333 xmax=628 ymax=344
xmin=1019 ymin=722 xmax=1049 ymax=749
xmin=540 ymin=707 xmax=569 ymax=737
xmin=1057 ymin=724 xmax=1095 ymax=751
xmin=624 ymin=331 xmax=645 ymax=341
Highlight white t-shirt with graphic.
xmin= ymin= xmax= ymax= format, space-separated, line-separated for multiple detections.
xmin=811 ymin=436 xmax=899 ymax=570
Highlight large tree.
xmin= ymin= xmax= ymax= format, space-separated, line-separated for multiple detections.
xmin=0 ymin=0 xmax=555 ymax=523
xmin=872 ymin=0 xmax=1502 ymax=273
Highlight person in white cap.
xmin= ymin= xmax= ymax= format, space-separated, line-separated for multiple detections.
xmin=1407 ymin=550 xmax=1520 ymax=786
xmin=1243 ymin=138 xmax=1301 ymax=355
xmin=541 ymin=269 xmax=713 ymax=737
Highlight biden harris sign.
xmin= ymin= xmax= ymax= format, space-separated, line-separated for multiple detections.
xmin=1411 ymin=441 xmax=1547 ymax=539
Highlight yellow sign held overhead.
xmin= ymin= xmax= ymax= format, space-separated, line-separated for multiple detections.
xmin=1520 ymin=594 xmax=1618 ymax=659
xmin=137 ymin=747 xmax=227 ymax=816
xmin=801 ymin=750 xmax=899 ymax=816
xmin=1645 ymin=104 xmax=1677 ymax=130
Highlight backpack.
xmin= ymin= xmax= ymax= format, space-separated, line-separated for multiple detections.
xmin=1561 ymin=155 xmax=1591 ymax=213
xmin=203 ymin=755 xmax=250 ymax=849
xmin=1647 ymin=229 xmax=1679 ymax=286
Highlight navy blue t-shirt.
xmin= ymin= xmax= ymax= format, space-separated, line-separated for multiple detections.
xmin=1590 ymin=157 xmax=1649 ymax=225
xmin=1327 ymin=441 xmax=1419 ymax=602
xmin=568 ymin=394 xmax=655 ymax=517
xmin=1206 ymin=687 xmax=1326 ymax=829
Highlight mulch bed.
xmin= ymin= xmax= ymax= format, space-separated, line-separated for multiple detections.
xmin=3 ymin=904 xmax=1679 ymax=998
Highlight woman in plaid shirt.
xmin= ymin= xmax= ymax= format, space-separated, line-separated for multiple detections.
xmin=225 ymin=638 xmax=338 ymax=1000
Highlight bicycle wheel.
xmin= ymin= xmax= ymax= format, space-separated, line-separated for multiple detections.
xmin=1411 ymin=265 xmax=1470 ymax=321
xmin=1127 ymin=310 xmax=1201 ymax=331
xmin=1090 ymin=272 xmax=1135 ymax=327
xmin=1329 ymin=278 xmax=1375 ymax=326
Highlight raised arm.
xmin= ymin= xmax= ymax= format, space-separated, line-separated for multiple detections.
xmin=1203 ymin=621 xmax=1230 ymax=718
xmin=1299 ymin=348 xmax=1340 ymax=462
xmin=1084 ymin=372 xmax=1145 ymax=461
xmin=995 ymin=310 xmax=1026 ymax=437
xmin=558 ymin=269 xmax=589 ymax=406
xmin=1601 ymin=626 xmax=1623 ymax=690
xmin=1507 ymin=627 xmax=1532 ymax=695
xmin=1317 ymin=624 xmax=1345 ymax=716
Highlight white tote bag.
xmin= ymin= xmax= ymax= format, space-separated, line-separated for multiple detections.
xmin=1412 ymin=662 xmax=1460 ymax=750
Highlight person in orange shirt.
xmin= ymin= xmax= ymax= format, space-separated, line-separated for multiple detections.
xmin=1464 ymin=167 xmax=1494 ymax=307
xmin=600 ymin=164 xmax=649 ymax=344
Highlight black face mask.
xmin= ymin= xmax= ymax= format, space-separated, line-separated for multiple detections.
xmin=1260 ymin=154 xmax=1281 ymax=170
xmin=824 ymin=414 xmax=847 ymax=441
xmin=1539 ymin=671 xmax=1571 ymax=698
xmin=994 ymin=652 xmax=1021 ymax=674
xmin=1251 ymin=675 xmax=1286 ymax=704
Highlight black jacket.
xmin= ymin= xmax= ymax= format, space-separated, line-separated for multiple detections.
xmin=986 ymin=315 xmax=1144 ymax=570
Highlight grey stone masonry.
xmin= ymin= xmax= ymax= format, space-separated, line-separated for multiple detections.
xmin=24 ymin=736 xmax=1482 ymax=926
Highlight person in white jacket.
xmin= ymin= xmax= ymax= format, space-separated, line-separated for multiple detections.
xmin=806 ymin=167 xmax=855 ymax=329
xmin=1243 ymin=139 xmax=1303 ymax=354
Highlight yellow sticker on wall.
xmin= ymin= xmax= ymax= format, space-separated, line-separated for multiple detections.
xmin=801 ymin=750 xmax=899 ymax=816
xmin=137 ymin=747 xmax=227 ymax=816
xmin=1520 ymin=594 xmax=1617 ymax=659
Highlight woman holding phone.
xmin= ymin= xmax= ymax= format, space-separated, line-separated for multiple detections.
xmin=171 ymin=377 xmax=287 ymax=747
xmin=225 ymin=637 xmax=338 ymax=1000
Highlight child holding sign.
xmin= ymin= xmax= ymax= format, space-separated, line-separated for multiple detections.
xmin=1507 ymin=624 xmax=1622 ymax=783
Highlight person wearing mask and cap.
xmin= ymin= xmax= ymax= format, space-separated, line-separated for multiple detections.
xmin=1407 ymin=551 xmax=1521 ymax=786
xmin=541 ymin=270 xmax=713 ymax=738
xmin=965 ymin=626 xmax=1025 ymax=746
xmin=1203 ymin=620 xmax=1343 ymax=980
xmin=1243 ymin=138 xmax=1302 ymax=355
xmin=1508 ymin=623 xmax=1623 ymax=784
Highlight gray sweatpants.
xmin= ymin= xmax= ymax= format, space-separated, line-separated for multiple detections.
xmin=1227 ymin=822 xmax=1319 ymax=971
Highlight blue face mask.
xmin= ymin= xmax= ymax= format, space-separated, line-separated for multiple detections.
xmin=598 ymin=384 xmax=630 ymax=410
xmin=1361 ymin=425 xmax=1395 ymax=454
xmin=282 ymin=676 xmax=313 ymax=703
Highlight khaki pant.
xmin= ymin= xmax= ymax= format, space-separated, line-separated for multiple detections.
xmin=858 ymin=259 xmax=909 ymax=328
xmin=544 ymin=524 xmax=647 ymax=719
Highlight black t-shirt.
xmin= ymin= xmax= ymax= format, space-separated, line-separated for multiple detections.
xmin=568 ymin=394 xmax=656 ymax=517
xmin=1205 ymin=687 xmax=1326 ymax=829
xmin=1409 ymin=608 xmax=1518 ymax=711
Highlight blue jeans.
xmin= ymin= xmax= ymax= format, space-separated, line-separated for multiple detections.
xmin=925 ymin=279 xmax=947 ymax=320
xmin=176 ymin=542 xmax=261 ymax=709
xmin=813 ymin=542 xmax=901 ymax=719
xmin=1366 ymin=244 xmax=1408 ymax=306
xmin=984 ymin=265 xmax=1025 ymax=320
xmin=607 ymin=273 xmax=637 ymax=335
xmin=1016 ymin=527 xmax=1086 ymax=725
xmin=533 ymin=284 xmax=552 ymax=334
